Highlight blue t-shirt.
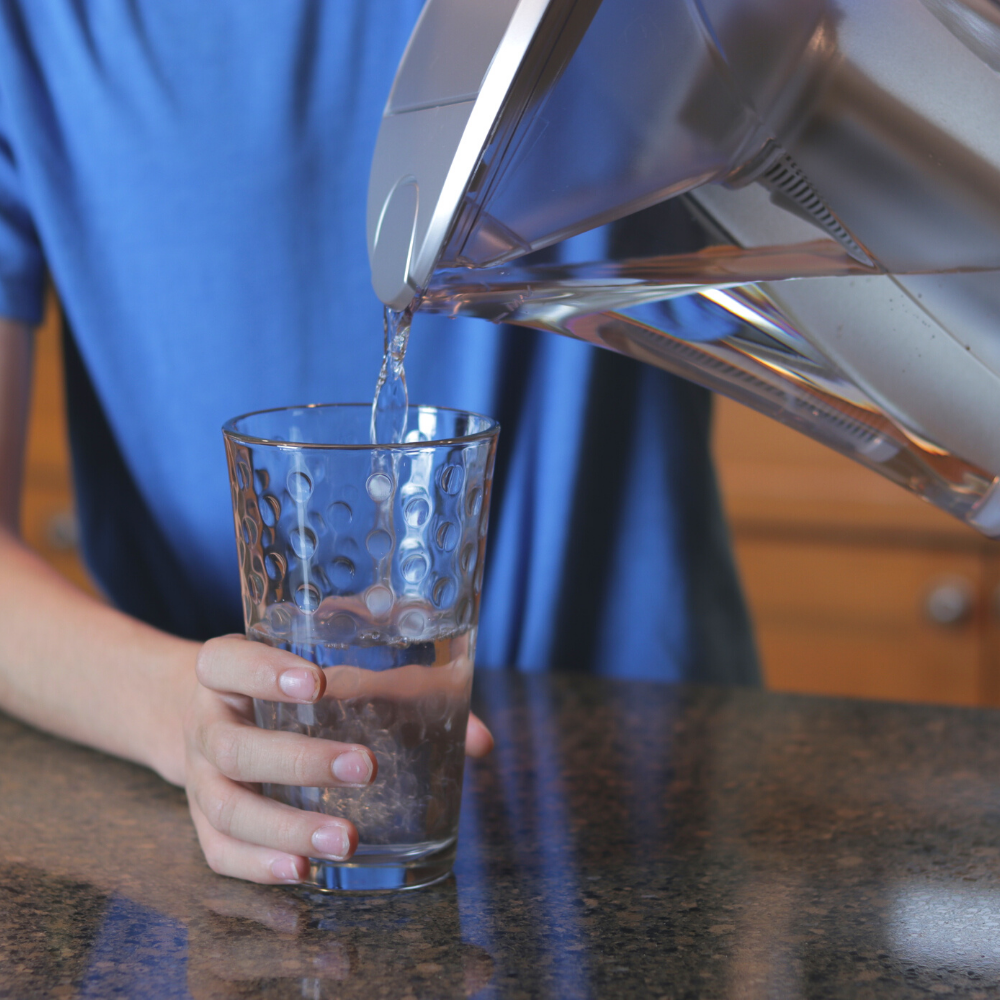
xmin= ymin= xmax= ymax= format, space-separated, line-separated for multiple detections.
xmin=0 ymin=1 xmax=757 ymax=682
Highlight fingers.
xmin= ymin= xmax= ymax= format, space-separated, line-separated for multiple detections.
xmin=190 ymin=794 xmax=327 ymax=886
xmin=197 ymin=714 xmax=377 ymax=787
xmin=465 ymin=711 xmax=494 ymax=758
xmin=196 ymin=634 xmax=326 ymax=703
xmin=191 ymin=802 xmax=308 ymax=885
xmin=190 ymin=765 xmax=358 ymax=869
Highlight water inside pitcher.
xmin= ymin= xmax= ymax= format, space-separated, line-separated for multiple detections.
xmin=417 ymin=204 xmax=1000 ymax=536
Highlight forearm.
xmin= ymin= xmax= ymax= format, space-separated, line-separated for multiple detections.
xmin=0 ymin=526 xmax=198 ymax=785
xmin=0 ymin=315 xmax=197 ymax=783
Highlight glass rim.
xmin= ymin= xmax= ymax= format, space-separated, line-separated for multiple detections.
xmin=222 ymin=402 xmax=500 ymax=451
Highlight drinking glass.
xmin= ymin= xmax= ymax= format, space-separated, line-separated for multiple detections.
xmin=222 ymin=404 xmax=499 ymax=891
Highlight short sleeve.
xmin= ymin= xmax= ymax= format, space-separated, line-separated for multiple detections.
xmin=0 ymin=87 xmax=45 ymax=325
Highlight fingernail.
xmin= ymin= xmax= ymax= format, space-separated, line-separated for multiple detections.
xmin=312 ymin=824 xmax=351 ymax=860
xmin=270 ymin=857 xmax=302 ymax=883
xmin=332 ymin=749 xmax=373 ymax=786
xmin=279 ymin=668 xmax=317 ymax=701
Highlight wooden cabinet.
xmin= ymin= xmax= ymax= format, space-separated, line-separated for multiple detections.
xmin=713 ymin=395 xmax=1000 ymax=706
xmin=20 ymin=297 xmax=97 ymax=596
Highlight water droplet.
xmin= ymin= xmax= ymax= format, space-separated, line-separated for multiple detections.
xmin=404 ymin=496 xmax=430 ymax=527
xmin=265 ymin=552 xmax=286 ymax=581
xmin=286 ymin=470 xmax=313 ymax=503
xmin=260 ymin=494 xmax=280 ymax=527
xmin=330 ymin=557 xmax=355 ymax=589
xmin=295 ymin=583 xmax=321 ymax=613
xmin=366 ymin=529 xmax=393 ymax=559
xmin=365 ymin=585 xmax=394 ymax=617
xmin=290 ymin=527 xmax=317 ymax=560
xmin=461 ymin=542 xmax=476 ymax=574
xmin=435 ymin=520 xmax=458 ymax=551
xmin=432 ymin=576 xmax=456 ymax=608
xmin=401 ymin=553 xmax=429 ymax=583
xmin=439 ymin=463 xmax=464 ymax=495
xmin=242 ymin=515 xmax=258 ymax=547
xmin=466 ymin=486 xmax=483 ymax=518
xmin=399 ymin=609 xmax=427 ymax=637
xmin=248 ymin=572 xmax=265 ymax=602
xmin=366 ymin=472 xmax=393 ymax=502
xmin=327 ymin=501 xmax=352 ymax=529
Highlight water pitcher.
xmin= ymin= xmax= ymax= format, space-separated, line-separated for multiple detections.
xmin=368 ymin=0 xmax=1000 ymax=534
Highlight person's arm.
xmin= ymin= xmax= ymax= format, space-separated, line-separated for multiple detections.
xmin=0 ymin=316 xmax=493 ymax=884
xmin=0 ymin=315 xmax=195 ymax=778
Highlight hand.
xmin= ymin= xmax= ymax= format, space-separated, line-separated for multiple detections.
xmin=182 ymin=634 xmax=494 ymax=885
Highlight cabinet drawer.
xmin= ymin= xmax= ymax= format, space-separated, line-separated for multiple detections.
xmin=734 ymin=538 xmax=986 ymax=705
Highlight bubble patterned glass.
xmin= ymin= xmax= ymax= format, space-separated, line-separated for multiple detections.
xmin=223 ymin=404 xmax=499 ymax=891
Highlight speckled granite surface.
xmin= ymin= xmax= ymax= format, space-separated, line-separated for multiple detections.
xmin=3 ymin=672 xmax=1000 ymax=998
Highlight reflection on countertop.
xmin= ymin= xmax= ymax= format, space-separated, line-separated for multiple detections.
xmin=3 ymin=671 xmax=1000 ymax=998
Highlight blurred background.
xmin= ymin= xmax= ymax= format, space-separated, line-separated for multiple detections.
xmin=23 ymin=297 xmax=1000 ymax=707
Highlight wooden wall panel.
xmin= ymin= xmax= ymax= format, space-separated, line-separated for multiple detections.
xmin=20 ymin=296 xmax=97 ymax=597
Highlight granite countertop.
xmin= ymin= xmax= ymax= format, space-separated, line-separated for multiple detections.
xmin=3 ymin=672 xmax=1000 ymax=999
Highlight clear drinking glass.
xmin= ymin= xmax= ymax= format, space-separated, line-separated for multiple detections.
xmin=222 ymin=404 xmax=499 ymax=891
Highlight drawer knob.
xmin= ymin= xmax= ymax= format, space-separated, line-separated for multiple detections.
xmin=924 ymin=579 xmax=974 ymax=626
